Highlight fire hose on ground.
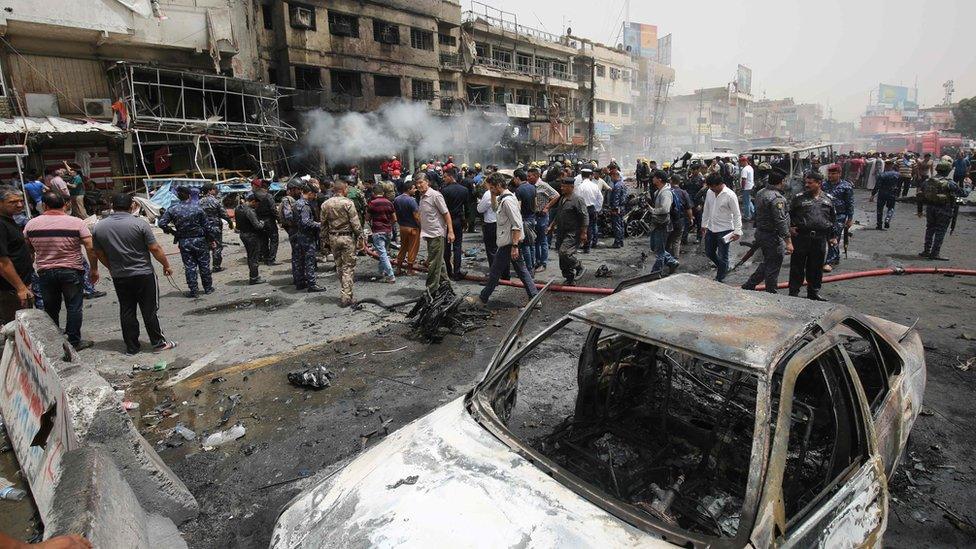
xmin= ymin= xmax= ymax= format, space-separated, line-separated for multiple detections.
xmin=363 ymin=247 xmax=976 ymax=296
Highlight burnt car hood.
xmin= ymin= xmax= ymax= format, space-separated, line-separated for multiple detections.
xmin=271 ymin=398 xmax=669 ymax=548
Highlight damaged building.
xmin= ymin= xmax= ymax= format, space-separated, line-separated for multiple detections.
xmin=0 ymin=0 xmax=292 ymax=195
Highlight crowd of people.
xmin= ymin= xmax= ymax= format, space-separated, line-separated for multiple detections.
xmin=0 ymin=148 xmax=970 ymax=357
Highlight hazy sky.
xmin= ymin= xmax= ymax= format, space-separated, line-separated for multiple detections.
xmin=483 ymin=0 xmax=975 ymax=121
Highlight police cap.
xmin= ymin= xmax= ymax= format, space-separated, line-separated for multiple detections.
xmin=286 ymin=179 xmax=304 ymax=190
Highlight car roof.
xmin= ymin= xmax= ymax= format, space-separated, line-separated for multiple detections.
xmin=566 ymin=274 xmax=839 ymax=374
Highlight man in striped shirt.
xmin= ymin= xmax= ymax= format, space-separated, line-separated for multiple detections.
xmin=24 ymin=192 xmax=100 ymax=350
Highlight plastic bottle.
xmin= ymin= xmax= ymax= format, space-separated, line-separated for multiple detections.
xmin=201 ymin=424 xmax=245 ymax=447
xmin=0 ymin=486 xmax=26 ymax=501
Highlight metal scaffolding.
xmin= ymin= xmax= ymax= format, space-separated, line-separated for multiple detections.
xmin=109 ymin=63 xmax=296 ymax=142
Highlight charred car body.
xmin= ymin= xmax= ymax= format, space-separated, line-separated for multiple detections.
xmin=272 ymin=274 xmax=925 ymax=548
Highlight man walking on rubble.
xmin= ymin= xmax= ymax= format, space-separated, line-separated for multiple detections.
xmin=548 ymin=177 xmax=588 ymax=285
xmin=157 ymin=186 xmax=213 ymax=298
xmin=417 ymin=172 xmax=455 ymax=294
xmin=701 ymin=172 xmax=743 ymax=282
xmin=92 ymin=193 xmax=177 ymax=354
xmin=321 ymin=180 xmax=364 ymax=307
xmin=464 ymin=172 xmax=539 ymax=309
xmin=742 ymin=171 xmax=792 ymax=293
xmin=199 ymin=183 xmax=229 ymax=273
xmin=871 ymin=159 xmax=901 ymax=230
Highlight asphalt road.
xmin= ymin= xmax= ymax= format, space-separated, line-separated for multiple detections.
xmin=3 ymin=193 xmax=975 ymax=547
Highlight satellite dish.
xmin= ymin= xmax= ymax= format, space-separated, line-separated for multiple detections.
xmin=566 ymin=27 xmax=572 ymax=35
xmin=625 ymin=45 xmax=632 ymax=52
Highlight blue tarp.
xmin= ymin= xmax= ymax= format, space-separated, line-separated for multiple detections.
xmin=145 ymin=178 xmax=283 ymax=211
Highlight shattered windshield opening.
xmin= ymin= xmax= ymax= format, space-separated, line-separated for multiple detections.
xmin=489 ymin=324 xmax=761 ymax=540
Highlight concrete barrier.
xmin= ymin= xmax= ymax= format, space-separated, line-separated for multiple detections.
xmin=0 ymin=309 xmax=197 ymax=543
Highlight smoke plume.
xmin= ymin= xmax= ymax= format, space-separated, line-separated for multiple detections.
xmin=303 ymin=101 xmax=507 ymax=164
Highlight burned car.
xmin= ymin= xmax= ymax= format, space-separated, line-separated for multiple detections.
xmin=272 ymin=274 xmax=924 ymax=548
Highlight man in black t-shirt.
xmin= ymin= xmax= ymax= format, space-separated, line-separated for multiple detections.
xmin=0 ymin=185 xmax=34 ymax=322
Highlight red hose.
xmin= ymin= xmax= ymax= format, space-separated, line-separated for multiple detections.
xmin=756 ymin=267 xmax=976 ymax=291
xmin=364 ymin=248 xmax=976 ymax=295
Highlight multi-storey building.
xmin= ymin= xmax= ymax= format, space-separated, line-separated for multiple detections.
xmin=0 ymin=0 xmax=291 ymax=190
xmin=574 ymin=39 xmax=638 ymax=162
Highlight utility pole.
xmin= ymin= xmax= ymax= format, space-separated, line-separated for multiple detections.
xmin=587 ymin=56 xmax=596 ymax=159
xmin=696 ymin=89 xmax=704 ymax=150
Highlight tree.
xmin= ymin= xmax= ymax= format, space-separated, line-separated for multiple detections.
xmin=953 ymin=96 xmax=976 ymax=138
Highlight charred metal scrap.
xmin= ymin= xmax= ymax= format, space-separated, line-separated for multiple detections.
xmin=406 ymin=283 xmax=488 ymax=342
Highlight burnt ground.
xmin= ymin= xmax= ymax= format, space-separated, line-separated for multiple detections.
xmin=2 ymin=193 xmax=975 ymax=547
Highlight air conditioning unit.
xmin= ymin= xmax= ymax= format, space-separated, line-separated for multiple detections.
xmin=83 ymin=98 xmax=113 ymax=119
xmin=291 ymin=6 xmax=314 ymax=29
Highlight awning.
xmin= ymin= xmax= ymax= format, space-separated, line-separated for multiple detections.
xmin=0 ymin=117 xmax=123 ymax=135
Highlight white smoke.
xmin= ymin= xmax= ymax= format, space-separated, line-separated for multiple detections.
xmin=303 ymin=101 xmax=508 ymax=164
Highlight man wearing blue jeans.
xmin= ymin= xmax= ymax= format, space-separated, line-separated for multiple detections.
xmin=700 ymin=172 xmax=743 ymax=282
xmin=527 ymin=166 xmax=558 ymax=271
xmin=648 ymin=171 xmax=679 ymax=274
xmin=465 ymin=173 xmax=538 ymax=308
xmin=739 ymin=155 xmax=755 ymax=221
xmin=24 ymin=192 xmax=100 ymax=350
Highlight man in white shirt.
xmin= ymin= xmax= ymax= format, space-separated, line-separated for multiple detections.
xmin=476 ymin=185 xmax=500 ymax=271
xmin=700 ymin=172 xmax=743 ymax=282
xmin=739 ymin=155 xmax=755 ymax=221
xmin=577 ymin=168 xmax=602 ymax=252
xmin=465 ymin=173 xmax=538 ymax=307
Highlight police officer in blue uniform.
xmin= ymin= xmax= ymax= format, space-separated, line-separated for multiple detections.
xmin=871 ymin=159 xmax=901 ymax=230
xmin=821 ymin=163 xmax=854 ymax=271
xmin=788 ymin=171 xmax=837 ymax=301
xmin=288 ymin=182 xmax=324 ymax=292
xmin=607 ymin=169 xmax=627 ymax=248
xmin=158 ymin=186 xmax=214 ymax=297
xmin=199 ymin=183 xmax=230 ymax=272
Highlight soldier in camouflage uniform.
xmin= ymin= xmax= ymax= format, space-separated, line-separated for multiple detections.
xmin=158 ymin=186 xmax=214 ymax=297
xmin=288 ymin=182 xmax=324 ymax=292
xmin=321 ymin=180 xmax=363 ymax=308
xmin=917 ymin=160 xmax=967 ymax=261
xmin=199 ymin=183 xmax=230 ymax=272
xmin=821 ymin=164 xmax=854 ymax=271
xmin=742 ymin=171 xmax=793 ymax=293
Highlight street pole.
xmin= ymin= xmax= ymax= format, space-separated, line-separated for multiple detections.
xmin=587 ymin=57 xmax=595 ymax=159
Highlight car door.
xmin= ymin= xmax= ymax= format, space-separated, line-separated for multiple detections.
xmin=752 ymin=334 xmax=887 ymax=548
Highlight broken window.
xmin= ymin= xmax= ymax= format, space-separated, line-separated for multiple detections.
xmin=466 ymin=84 xmax=488 ymax=104
xmin=515 ymin=89 xmax=531 ymax=106
xmin=493 ymin=324 xmax=761 ymax=539
xmin=373 ymin=20 xmax=400 ymax=45
xmin=595 ymin=100 xmax=606 ymax=114
xmin=294 ymin=66 xmax=322 ymax=90
xmin=439 ymin=80 xmax=457 ymax=93
xmin=475 ymin=42 xmax=489 ymax=58
xmin=411 ymin=79 xmax=434 ymax=101
xmin=595 ymin=64 xmax=606 ymax=77
xmin=516 ymin=53 xmax=532 ymax=73
xmin=288 ymin=3 xmax=315 ymax=30
xmin=410 ymin=28 xmax=433 ymax=51
xmin=831 ymin=320 xmax=901 ymax=413
xmin=493 ymin=86 xmax=507 ymax=106
xmin=328 ymin=12 xmax=359 ymax=38
xmin=330 ymin=70 xmax=361 ymax=97
xmin=492 ymin=49 xmax=513 ymax=68
xmin=373 ymin=75 xmax=401 ymax=98
xmin=776 ymin=348 xmax=868 ymax=522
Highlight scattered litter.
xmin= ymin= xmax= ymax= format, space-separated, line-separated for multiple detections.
xmin=959 ymin=333 xmax=975 ymax=341
xmin=360 ymin=415 xmax=394 ymax=450
xmin=953 ymin=357 xmax=974 ymax=371
xmin=153 ymin=361 xmax=168 ymax=371
xmin=220 ymin=394 xmax=242 ymax=425
xmin=211 ymin=376 xmax=227 ymax=384
xmin=122 ymin=401 xmax=140 ymax=410
xmin=202 ymin=424 xmax=245 ymax=449
xmin=287 ymin=363 xmax=334 ymax=390
xmin=0 ymin=482 xmax=26 ymax=501
xmin=355 ymin=404 xmax=380 ymax=417
xmin=173 ymin=424 xmax=196 ymax=441
xmin=932 ymin=499 xmax=976 ymax=535
xmin=912 ymin=510 xmax=929 ymax=523
xmin=595 ymin=264 xmax=613 ymax=278
xmin=386 ymin=475 xmax=419 ymax=489
xmin=371 ymin=346 xmax=407 ymax=355
xmin=241 ymin=444 xmax=257 ymax=456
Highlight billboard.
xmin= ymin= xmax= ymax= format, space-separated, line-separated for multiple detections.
xmin=878 ymin=84 xmax=917 ymax=110
xmin=623 ymin=22 xmax=658 ymax=60
xmin=736 ymin=65 xmax=752 ymax=96
xmin=657 ymin=34 xmax=672 ymax=66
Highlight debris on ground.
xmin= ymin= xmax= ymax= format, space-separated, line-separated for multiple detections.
xmin=0 ymin=478 xmax=26 ymax=501
xmin=122 ymin=400 xmax=140 ymax=410
xmin=173 ymin=424 xmax=197 ymax=441
xmin=932 ymin=499 xmax=976 ymax=535
xmin=595 ymin=264 xmax=613 ymax=278
xmin=211 ymin=376 xmax=227 ymax=384
xmin=360 ymin=415 xmax=394 ymax=450
xmin=220 ymin=394 xmax=242 ymax=425
xmin=153 ymin=360 xmax=168 ymax=371
xmin=954 ymin=357 xmax=974 ymax=371
xmin=287 ymin=363 xmax=334 ymax=390
xmin=407 ymin=283 xmax=488 ymax=342
xmin=386 ymin=475 xmax=418 ymax=489
xmin=202 ymin=424 xmax=246 ymax=449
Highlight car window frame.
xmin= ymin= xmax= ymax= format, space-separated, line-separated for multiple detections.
xmin=468 ymin=318 xmax=771 ymax=548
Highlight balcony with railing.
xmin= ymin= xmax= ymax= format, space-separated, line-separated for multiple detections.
xmin=462 ymin=10 xmax=571 ymax=47
xmin=439 ymin=52 xmax=463 ymax=70
xmin=471 ymin=56 xmax=575 ymax=85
